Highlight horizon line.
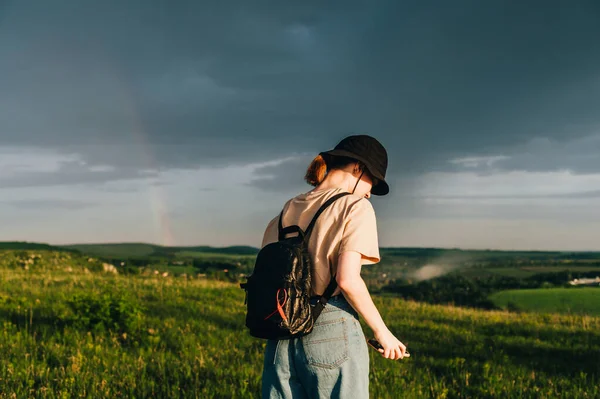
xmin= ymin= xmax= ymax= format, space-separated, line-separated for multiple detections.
xmin=2 ymin=240 xmax=599 ymax=254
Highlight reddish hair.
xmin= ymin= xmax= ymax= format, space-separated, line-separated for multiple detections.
xmin=304 ymin=154 xmax=327 ymax=186
xmin=304 ymin=154 xmax=364 ymax=187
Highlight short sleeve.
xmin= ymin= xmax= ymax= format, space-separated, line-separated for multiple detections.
xmin=339 ymin=199 xmax=380 ymax=265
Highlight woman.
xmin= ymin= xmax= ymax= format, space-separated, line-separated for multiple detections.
xmin=260 ymin=135 xmax=407 ymax=399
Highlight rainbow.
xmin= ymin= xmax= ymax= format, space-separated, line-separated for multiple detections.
xmin=110 ymin=62 xmax=175 ymax=246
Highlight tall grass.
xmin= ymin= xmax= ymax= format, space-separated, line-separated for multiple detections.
xmin=0 ymin=250 xmax=598 ymax=398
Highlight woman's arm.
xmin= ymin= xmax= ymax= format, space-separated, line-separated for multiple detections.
xmin=336 ymin=251 xmax=407 ymax=360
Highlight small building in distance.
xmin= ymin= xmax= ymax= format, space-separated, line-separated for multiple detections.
xmin=569 ymin=277 xmax=600 ymax=286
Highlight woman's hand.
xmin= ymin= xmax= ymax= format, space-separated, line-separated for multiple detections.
xmin=374 ymin=329 xmax=407 ymax=360
xmin=337 ymin=251 xmax=408 ymax=361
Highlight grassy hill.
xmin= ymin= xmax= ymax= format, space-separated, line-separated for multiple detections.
xmin=62 ymin=242 xmax=160 ymax=257
xmin=0 ymin=249 xmax=598 ymax=398
xmin=60 ymin=243 xmax=260 ymax=258
xmin=0 ymin=241 xmax=77 ymax=252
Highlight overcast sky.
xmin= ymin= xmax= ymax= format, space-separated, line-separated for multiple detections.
xmin=1 ymin=0 xmax=599 ymax=250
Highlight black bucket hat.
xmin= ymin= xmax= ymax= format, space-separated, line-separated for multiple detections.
xmin=320 ymin=135 xmax=390 ymax=196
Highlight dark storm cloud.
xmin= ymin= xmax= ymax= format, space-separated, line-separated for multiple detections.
xmin=1 ymin=0 xmax=599 ymax=180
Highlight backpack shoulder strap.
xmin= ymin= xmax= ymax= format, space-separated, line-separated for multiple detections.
xmin=278 ymin=200 xmax=303 ymax=241
xmin=303 ymin=192 xmax=351 ymax=242
xmin=278 ymin=192 xmax=351 ymax=241
xmin=311 ymin=275 xmax=339 ymax=320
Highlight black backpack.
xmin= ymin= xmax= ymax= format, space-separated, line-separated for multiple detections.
xmin=240 ymin=192 xmax=351 ymax=340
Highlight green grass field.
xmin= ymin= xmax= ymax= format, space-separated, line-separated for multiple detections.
xmin=490 ymin=288 xmax=600 ymax=316
xmin=0 ymin=250 xmax=599 ymax=398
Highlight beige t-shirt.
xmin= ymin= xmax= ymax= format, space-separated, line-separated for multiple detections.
xmin=261 ymin=187 xmax=380 ymax=296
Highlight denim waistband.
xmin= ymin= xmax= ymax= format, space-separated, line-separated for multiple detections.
xmin=309 ymin=294 xmax=355 ymax=314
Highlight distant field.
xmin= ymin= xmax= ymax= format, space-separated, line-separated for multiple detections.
xmin=456 ymin=266 xmax=600 ymax=279
xmin=458 ymin=267 xmax=537 ymax=278
xmin=484 ymin=267 xmax=537 ymax=278
xmin=490 ymin=288 xmax=600 ymax=316
xmin=520 ymin=266 xmax=600 ymax=273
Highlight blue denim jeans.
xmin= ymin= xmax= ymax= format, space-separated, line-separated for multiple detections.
xmin=262 ymin=296 xmax=370 ymax=398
